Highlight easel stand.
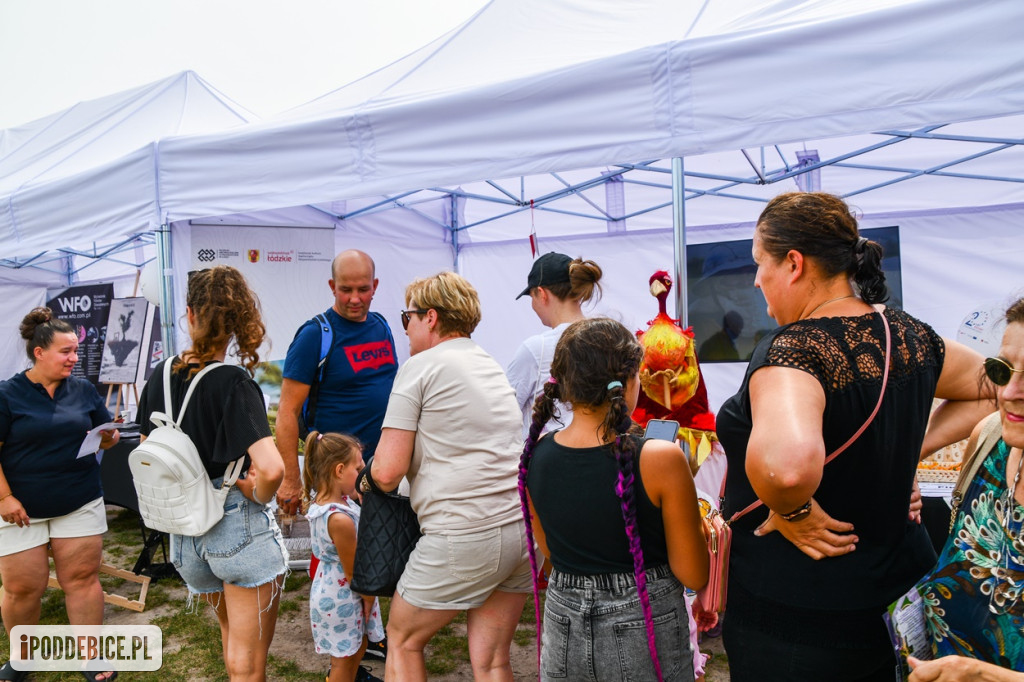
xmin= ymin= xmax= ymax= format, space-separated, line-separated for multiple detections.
xmin=0 ymin=554 xmax=151 ymax=613
xmin=105 ymin=383 xmax=138 ymax=419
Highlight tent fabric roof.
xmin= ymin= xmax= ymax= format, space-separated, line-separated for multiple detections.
xmin=152 ymin=0 xmax=1024 ymax=224
xmin=2 ymin=0 xmax=1023 ymax=263
xmin=0 ymin=71 xmax=254 ymax=259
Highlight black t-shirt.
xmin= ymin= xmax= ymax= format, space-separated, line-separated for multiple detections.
xmin=717 ymin=308 xmax=944 ymax=645
xmin=137 ymin=358 xmax=272 ymax=480
xmin=527 ymin=434 xmax=669 ymax=575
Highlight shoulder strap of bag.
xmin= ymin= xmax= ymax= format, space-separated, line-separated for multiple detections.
xmin=949 ymin=411 xmax=1002 ymax=528
xmin=162 ymin=355 xmax=224 ymax=426
xmin=301 ymin=313 xmax=334 ymax=430
xmin=726 ymin=308 xmax=892 ymax=523
xmin=161 ymin=356 xmax=244 ymax=487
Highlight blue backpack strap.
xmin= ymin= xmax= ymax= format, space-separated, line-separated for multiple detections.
xmin=300 ymin=312 xmax=334 ymax=436
xmin=313 ymin=313 xmax=333 ymax=382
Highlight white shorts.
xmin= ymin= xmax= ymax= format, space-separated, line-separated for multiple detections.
xmin=0 ymin=497 xmax=107 ymax=557
xmin=397 ymin=519 xmax=532 ymax=610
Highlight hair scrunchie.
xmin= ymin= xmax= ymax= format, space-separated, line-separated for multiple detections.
xmin=607 ymin=380 xmax=623 ymax=391
xmin=854 ymin=236 xmax=869 ymax=254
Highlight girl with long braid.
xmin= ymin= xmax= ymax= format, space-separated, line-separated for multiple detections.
xmin=520 ymin=317 xmax=708 ymax=681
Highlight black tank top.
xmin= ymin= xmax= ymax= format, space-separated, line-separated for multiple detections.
xmin=526 ymin=434 xmax=669 ymax=574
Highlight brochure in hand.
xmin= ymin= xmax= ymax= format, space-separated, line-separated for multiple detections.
xmin=883 ymin=584 xmax=934 ymax=680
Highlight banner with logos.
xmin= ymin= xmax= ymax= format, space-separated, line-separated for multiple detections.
xmin=46 ymin=283 xmax=115 ymax=388
xmin=190 ymin=226 xmax=334 ymax=361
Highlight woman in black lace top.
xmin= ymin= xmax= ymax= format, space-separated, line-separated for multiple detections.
xmin=717 ymin=192 xmax=993 ymax=681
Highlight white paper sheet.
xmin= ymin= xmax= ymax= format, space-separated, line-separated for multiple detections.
xmin=77 ymin=421 xmax=120 ymax=460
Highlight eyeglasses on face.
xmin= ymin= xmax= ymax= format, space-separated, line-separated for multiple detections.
xmin=984 ymin=356 xmax=1024 ymax=386
xmin=400 ymin=309 xmax=430 ymax=330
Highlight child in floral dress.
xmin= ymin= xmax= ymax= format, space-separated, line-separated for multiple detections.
xmin=302 ymin=431 xmax=385 ymax=682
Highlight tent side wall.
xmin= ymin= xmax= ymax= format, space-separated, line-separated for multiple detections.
xmin=461 ymin=203 xmax=1024 ymax=412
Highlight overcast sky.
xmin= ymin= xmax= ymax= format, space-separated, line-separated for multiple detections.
xmin=0 ymin=0 xmax=489 ymax=129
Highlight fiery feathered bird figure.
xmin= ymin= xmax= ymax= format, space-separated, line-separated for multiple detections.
xmin=633 ymin=270 xmax=718 ymax=470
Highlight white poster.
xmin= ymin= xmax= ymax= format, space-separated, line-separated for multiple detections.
xmin=98 ymin=297 xmax=148 ymax=384
xmin=190 ymin=225 xmax=334 ymax=361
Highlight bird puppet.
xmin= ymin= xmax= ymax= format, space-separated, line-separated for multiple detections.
xmin=632 ymin=270 xmax=718 ymax=471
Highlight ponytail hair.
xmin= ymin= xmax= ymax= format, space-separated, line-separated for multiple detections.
xmin=758 ymin=192 xmax=889 ymax=304
xmin=543 ymin=257 xmax=604 ymax=305
xmin=852 ymin=237 xmax=887 ymax=304
xmin=301 ymin=430 xmax=362 ymax=509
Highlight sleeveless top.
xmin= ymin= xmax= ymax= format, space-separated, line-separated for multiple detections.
xmin=527 ymin=434 xmax=669 ymax=574
xmin=918 ymin=438 xmax=1024 ymax=668
xmin=717 ymin=307 xmax=944 ymax=646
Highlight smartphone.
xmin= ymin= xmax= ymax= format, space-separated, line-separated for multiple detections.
xmin=644 ymin=419 xmax=680 ymax=442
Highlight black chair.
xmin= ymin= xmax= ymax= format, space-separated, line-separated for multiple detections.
xmin=101 ymin=436 xmax=179 ymax=581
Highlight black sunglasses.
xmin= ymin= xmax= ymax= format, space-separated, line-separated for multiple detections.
xmin=984 ymin=356 xmax=1024 ymax=386
xmin=400 ymin=309 xmax=430 ymax=330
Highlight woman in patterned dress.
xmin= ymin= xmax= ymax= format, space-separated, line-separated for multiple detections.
xmin=911 ymin=298 xmax=1024 ymax=681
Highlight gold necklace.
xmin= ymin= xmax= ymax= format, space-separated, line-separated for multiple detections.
xmin=805 ymin=294 xmax=855 ymax=319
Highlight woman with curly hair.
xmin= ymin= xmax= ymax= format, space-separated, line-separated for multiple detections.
xmin=520 ymin=317 xmax=708 ymax=681
xmin=137 ymin=266 xmax=286 ymax=682
xmin=0 ymin=307 xmax=121 ymax=682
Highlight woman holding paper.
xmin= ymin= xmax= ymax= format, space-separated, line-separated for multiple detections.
xmin=907 ymin=297 xmax=1024 ymax=680
xmin=0 ymin=306 xmax=120 ymax=682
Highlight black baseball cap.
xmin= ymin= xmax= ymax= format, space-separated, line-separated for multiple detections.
xmin=516 ymin=252 xmax=573 ymax=299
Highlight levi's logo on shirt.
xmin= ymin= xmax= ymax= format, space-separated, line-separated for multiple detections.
xmin=345 ymin=341 xmax=396 ymax=372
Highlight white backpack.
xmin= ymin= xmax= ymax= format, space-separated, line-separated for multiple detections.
xmin=130 ymin=356 xmax=245 ymax=536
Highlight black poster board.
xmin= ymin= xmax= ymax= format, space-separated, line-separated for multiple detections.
xmin=46 ymin=283 xmax=114 ymax=388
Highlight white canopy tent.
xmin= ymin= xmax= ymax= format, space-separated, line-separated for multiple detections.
xmin=0 ymin=71 xmax=255 ymax=378
xmin=2 ymin=0 xmax=1023 ymax=407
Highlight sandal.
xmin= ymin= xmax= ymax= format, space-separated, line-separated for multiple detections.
xmin=0 ymin=661 xmax=26 ymax=682
xmin=81 ymin=670 xmax=118 ymax=682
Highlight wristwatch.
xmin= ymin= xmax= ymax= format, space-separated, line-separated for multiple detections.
xmin=778 ymin=500 xmax=813 ymax=522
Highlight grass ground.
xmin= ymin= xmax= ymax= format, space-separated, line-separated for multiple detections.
xmin=1 ymin=508 xmax=730 ymax=680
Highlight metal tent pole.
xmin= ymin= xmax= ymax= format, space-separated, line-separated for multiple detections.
xmin=671 ymin=158 xmax=688 ymax=326
xmin=155 ymin=225 xmax=176 ymax=356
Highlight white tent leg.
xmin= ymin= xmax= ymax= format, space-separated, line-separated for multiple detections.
xmin=671 ymin=157 xmax=688 ymax=326
xmin=156 ymin=225 xmax=176 ymax=356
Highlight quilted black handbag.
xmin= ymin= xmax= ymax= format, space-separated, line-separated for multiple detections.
xmin=351 ymin=459 xmax=422 ymax=597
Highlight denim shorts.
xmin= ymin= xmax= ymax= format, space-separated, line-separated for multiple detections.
xmin=170 ymin=486 xmax=288 ymax=593
xmin=542 ymin=564 xmax=694 ymax=681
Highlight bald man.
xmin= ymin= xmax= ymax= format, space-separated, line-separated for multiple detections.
xmin=275 ymin=250 xmax=398 ymax=516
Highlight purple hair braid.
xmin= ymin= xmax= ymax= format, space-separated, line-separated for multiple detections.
xmin=519 ymin=388 xmax=555 ymax=677
xmin=611 ymin=408 xmax=663 ymax=681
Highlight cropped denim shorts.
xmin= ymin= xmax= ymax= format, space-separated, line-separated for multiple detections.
xmin=542 ymin=564 xmax=693 ymax=682
xmin=170 ymin=486 xmax=288 ymax=593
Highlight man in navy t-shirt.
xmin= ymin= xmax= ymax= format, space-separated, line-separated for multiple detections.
xmin=274 ymin=250 xmax=398 ymax=516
